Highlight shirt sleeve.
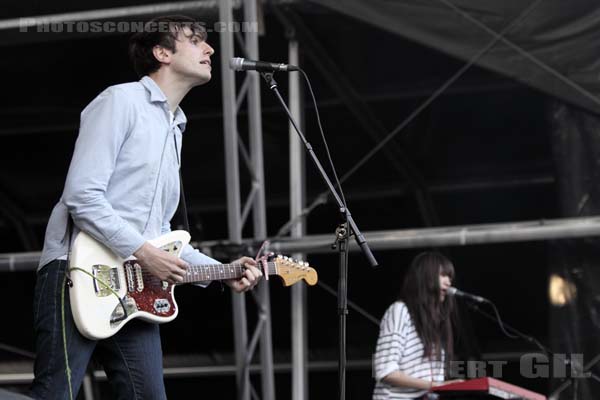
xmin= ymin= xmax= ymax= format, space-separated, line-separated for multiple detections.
xmin=180 ymin=244 xmax=221 ymax=268
xmin=62 ymin=87 xmax=146 ymax=259
xmin=373 ymin=302 xmax=407 ymax=381
xmin=161 ymin=221 xmax=220 ymax=288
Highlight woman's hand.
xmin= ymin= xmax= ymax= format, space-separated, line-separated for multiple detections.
xmin=432 ymin=379 xmax=465 ymax=388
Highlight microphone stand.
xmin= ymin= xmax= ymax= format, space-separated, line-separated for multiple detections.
xmin=466 ymin=301 xmax=549 ymax=354
xmin=466 ymin=302 xmax=598 ymax=400
xmin=259 ymin=72 xmax=378 ymax=400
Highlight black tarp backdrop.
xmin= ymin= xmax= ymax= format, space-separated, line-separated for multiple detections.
xmin=549 ymin=102 xmax=600 ymax=399
xmin=308 ymin=0 xmax=600 ymax=115
xmin=306 ymin=0 xmax=600 ymax=397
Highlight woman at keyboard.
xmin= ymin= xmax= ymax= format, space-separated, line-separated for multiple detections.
xmin=373 ymin=252 xmax=459 ymax=399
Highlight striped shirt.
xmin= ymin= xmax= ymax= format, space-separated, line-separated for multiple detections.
xmin=372 ymin=302 xmax=444 ymax=399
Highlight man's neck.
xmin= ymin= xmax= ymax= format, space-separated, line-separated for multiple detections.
xmin=147 ymin=73 xmax=194 ymax=113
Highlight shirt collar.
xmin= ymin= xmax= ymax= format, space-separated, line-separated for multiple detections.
xmin=140 ymin=76 xmax=188 ymax=132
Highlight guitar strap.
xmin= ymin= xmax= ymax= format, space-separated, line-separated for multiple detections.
xmin=64 ymin=133 xmax=189 ymax=251
xmin=62 ymin=132 xmax=189 ymax=270
xmin=64 ymin=215 xmax=74 ymax=283
xmin=173 ymin=133 xmax=190 ymax=232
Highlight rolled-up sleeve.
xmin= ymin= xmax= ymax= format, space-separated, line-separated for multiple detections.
xmin=161 ymin=221 xmax=220 ymax=287
xmin=62 ymin=87 xmax=146 ymax=258
xmin=180 ymin=244 xmax=220 ymax=268
xmin=373 ymin=303 xmax=406 ymax=381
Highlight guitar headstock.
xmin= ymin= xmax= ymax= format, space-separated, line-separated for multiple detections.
xmin=271 ymin=255 xmax=318 ymax=287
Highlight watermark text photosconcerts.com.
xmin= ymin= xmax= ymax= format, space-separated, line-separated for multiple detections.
xmin=19 ymin=20 xmax=258 ymax=34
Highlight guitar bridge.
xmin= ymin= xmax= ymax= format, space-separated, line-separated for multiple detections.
xmin=92 ymin=265 xmax=120 ymax=297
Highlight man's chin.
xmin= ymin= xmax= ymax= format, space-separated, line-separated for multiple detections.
xmin=196 ymin=74 xmax=211 ymax=85
xmin=187 ymin=72 xmax=211 ymax=86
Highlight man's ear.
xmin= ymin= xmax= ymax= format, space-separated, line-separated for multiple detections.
xmin=152 ymin=45 xmax=171 ymax=65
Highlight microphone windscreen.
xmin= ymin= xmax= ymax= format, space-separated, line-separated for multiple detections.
xmin=229 ymin=57 xmax=244 ymax=70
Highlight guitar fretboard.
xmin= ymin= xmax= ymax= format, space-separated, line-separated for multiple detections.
xmin=182 ymin=262 xmax=278 ymax=284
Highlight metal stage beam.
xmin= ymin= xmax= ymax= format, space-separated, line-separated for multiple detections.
xmin=0 ymin=1 xmax=222 ymax=31
xmin=266 ymin=216 xmax=600 ymax=254
xmin=6 ymin=216 xmax=600 ymax=272
xmin=0 ymin=350 xmax=542 ymax=385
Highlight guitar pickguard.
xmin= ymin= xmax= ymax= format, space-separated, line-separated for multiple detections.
xmin=108 ymin=239 xmax=183 ymax=327
xmin=160 ymin=240 xmax=184 ymax=254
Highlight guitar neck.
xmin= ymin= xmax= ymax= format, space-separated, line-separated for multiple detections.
xmin=181 ymin=262 xmax=277 ymax=284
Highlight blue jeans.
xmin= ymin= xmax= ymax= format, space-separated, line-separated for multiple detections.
xmin=30 ymin=260 xmax=167 ymax=400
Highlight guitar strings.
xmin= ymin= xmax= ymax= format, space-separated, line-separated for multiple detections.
xmin=135 ymin=262 xmax=278 ymax=285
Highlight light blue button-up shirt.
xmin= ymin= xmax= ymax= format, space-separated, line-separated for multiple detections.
xmin=39 ymin=76 xmax=219 ymax=271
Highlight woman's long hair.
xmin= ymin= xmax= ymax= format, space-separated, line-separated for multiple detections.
xmin=400 ymin=251 xmax=457 ymax=360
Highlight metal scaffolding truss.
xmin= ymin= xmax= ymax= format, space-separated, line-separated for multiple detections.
xmin=219 ymin=1 xmax=275 ymax=399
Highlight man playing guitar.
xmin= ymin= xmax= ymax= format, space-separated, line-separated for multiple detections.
xmin=31 ymin=15 xmax=263 ymax=400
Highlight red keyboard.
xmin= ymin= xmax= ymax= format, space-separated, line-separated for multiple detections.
xmin=433 ymin=377 xmax=546 ymax=399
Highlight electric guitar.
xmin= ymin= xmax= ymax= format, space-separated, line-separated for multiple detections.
xmin=68 ymin=230 xmax=318 ymax=340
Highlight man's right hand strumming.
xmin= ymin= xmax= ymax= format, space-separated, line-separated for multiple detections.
xmin=134 ymin=242 xmax=189 ymax=283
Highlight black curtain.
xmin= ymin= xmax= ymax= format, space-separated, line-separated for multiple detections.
xmin=548 ymin=101 xmax=600 ymax=398
xmin=309 ymin=0 xmax=600 ymax=115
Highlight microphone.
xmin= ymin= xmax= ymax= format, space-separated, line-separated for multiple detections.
xmin=229 ymin=57 xmax=299 ymax=72
xmin=446 ymin=287 xmax=488 ymax=303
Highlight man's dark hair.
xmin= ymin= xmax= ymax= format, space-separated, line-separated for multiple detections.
xmin=129 ymin=15 xmax=207 ymax=77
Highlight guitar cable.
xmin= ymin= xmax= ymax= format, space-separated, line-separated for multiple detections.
xmin=61 ymin=266 xmax=127 ymax=400
xmin=67 ymin=267 xmax=128 ymax=321
xmin=60 ymin=218 xmax=76 ymax=400
xmin=57 ymin=104 xmax=174 ymax=399
xmin=60 ymin=269 xmax=74 ymax=400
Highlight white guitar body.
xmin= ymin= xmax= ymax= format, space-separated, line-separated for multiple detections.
xmin=69 ymin=230 xmax=190 ymax=340
xmin=69 ymin=230 xmax=317 ymax=341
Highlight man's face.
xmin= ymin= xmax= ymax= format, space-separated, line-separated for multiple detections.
xmin=168 ymin=27 xmax=214 ymax=85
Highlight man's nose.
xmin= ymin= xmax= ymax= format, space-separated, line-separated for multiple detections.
xmin=203 ymin=42 xmax=215 ymax=55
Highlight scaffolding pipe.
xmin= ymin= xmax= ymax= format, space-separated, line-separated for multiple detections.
xmin=218 ymin=2 xmax=250 ymax=400
xmin=7 ymin=216 xmax=600 ymax=272
xmin=242 ymin=0 xmax=276 ymax=399
xmin=288 ymin=38 xmax=309 ymax=400
xmin=267 ymin=216 xmax=600 ymax=254
xmin=0 ymin=1 xmax=222 ymax=31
